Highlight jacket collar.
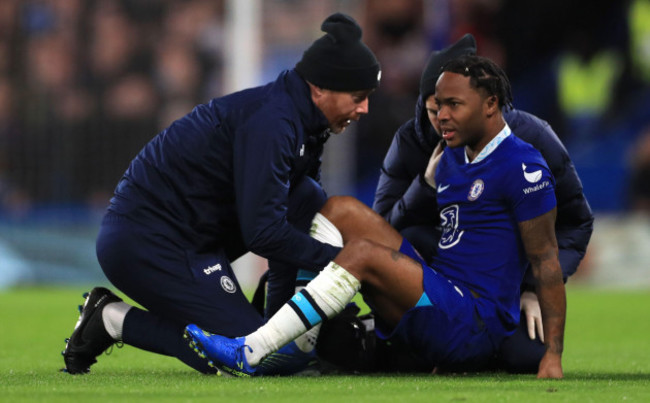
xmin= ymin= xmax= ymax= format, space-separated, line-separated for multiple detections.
xmin=284 ymin=69 xmax=330 ymax=136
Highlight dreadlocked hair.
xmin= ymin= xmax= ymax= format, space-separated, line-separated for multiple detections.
xmin=441 ymin=55 xmax=514 ymax=111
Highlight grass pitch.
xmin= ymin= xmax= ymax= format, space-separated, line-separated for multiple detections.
xmin=1 ymin=286 xmax=648 ymax=402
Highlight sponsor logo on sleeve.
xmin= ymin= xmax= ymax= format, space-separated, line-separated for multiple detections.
xmin=522 ymin=163 xmax=542 ymax=183
xmin=203 ymin=263 xmax=222 ymax=275
xmin=523 ymin=180 xmax=550 ymax=194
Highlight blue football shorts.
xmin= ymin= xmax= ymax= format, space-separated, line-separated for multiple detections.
xmin=374 ymin=241 xmax=507 ymax=368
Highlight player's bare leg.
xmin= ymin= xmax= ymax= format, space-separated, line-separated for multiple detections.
xmin=319 ymin=196 xmax=403 ymax=250
xmin=184 ymin=227 xmax=424 ymax=376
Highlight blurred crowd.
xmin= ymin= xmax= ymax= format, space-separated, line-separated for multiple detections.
xmin=1 ymin=0 xmax=649 ymax=219
xmin=0 ymin=0 xmax=226 ymax=217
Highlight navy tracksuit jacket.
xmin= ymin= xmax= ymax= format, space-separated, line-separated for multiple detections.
xmin=107 ymin=69 xmax=340 ymax=270
xmin=95 ymin=70 xmax=340 ymax=372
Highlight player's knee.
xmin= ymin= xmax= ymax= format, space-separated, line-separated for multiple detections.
xmin=346 ymin=237 xmax=376 ymax=254
xmin=322 ymin=195 xmax=357 ymax=217
xmin=338 ymin=237 xmax=377 ymax=279
xmin=321 ymin=196 xmax=379 ymax=234
xmin=321 ymin=195 xmax=363 ymax=226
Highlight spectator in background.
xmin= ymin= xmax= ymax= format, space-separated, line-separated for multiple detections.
xmin=495 ymin=0 xmax=629 ymax=140
xmin=157 ymin=0 xmax=225 ymax=107
xmin=628 ymin=0 xmax=650 ymax=85
xmin=555 ymin=31 xmax=623 ymax=141
xmin=628 ymin=126 xmax=650 ymax=214
xmin=0 ymin=1 xmax=19 ymax=53
xmin=1 ymin=0 xmax=228 ymax=207
xmin=354 ymin=0 xmax=428 ymax=189
xmin=19 ymin=4 xmax=88 ymax=202
xmin=0 ymin=0 xmax=643 ymax=215
xmin=446 ymin=0 xmax=505 ymax=65
xmin=86 ymin=73 xmax=159 ymax=209
xmin=154 ymin=40 xmax=202 ymax=127
xmin=0 ymin=77 xmax=31 ymax=218
xmin=83 ymin=1 xmax=155 ymax=206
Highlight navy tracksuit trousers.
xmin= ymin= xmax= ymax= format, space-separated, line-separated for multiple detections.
xmin=96 ymin=177 xmax=328 ymax=373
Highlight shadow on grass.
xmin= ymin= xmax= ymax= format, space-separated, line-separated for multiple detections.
xmin=325 ymin=371 xmax=650 ymax=382
xmin=566 ymin=372 xmax=650 ymax=381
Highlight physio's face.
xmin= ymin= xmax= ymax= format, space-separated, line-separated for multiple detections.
xmin=316 ymin=89 xmax=372 ymax=134
xmin=434 ymin=71 xmax=488 ymax=149
xmin=425 ymin=94 xmax=441 ymax=136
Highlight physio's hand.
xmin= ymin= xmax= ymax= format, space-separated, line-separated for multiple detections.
xmin=424 ymin=142 xmax=445 ymax=189
xmin=537 ymin=352 xmax=563 ymax=379
xmin=521 ymin=290 xmax=544 ymax=342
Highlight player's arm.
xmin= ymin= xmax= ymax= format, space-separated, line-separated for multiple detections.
xmin=518 ymin=207 xmax=566 ymax=379
xmin=509 ymin=110 xmax=593 ymax=283
xmin=233 ymin=118 xmax=339 ymax=270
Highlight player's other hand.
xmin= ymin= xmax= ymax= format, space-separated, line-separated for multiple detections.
xmin=520 ymin=291 xmax=544 ymax=342
xmin=537 ymin=352 xmax=563 ymax=379
xmin=424 ymin=142 xmax=445 ymax=189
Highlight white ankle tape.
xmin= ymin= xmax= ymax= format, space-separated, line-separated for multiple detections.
xmin=303 ymin=261 xmax=360 ymax=316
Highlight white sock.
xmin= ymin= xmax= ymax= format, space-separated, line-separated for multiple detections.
xmin=293 ymin=323 xmax=321 ymax=353
xmin=310 ymin=213 xmax=343 ymax=247
xmin=102 ymin=301 xmax=132 ymax=340
xmin=244 ymin=261 xmax=360 ymax=366
xmin=290 ymin=212 xmax=343 ymax=353
xmin=292 ymin=283 xmax=321 ymax=353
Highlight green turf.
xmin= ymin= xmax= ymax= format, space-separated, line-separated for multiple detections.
xmin=1 ymin=286 xmax=648 ymax=402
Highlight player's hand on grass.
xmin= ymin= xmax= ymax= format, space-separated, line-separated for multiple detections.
xmin=537 ymin=351 xmax=563 ymax=379
xmin=424 ymin=142 xmax=445 ymax=189
xmin=520 ymin=291 xmax=544 ymax=342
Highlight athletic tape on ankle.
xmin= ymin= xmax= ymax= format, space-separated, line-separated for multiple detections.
xmin=304 ymin=262 xmax=360 ymax=314
xmin=324 ymin=261 xmax=360 ymax=292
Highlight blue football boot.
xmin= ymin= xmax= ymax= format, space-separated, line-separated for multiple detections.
xmin=184 ymin=324 xmax=257 ymax=377
xmin=257 ymin=341 xmax=319 ymax=376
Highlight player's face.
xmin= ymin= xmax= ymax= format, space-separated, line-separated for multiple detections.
xmin=425 ymin=94 xmax=441 ymax=136
xmin=314 ymin=88 xmax=372 ymax=134
xmin=434 ymin=72 xmax=489 ymax=150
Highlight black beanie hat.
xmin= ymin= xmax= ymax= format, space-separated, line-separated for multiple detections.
xmin=295 ymin=13 xmax=381 ymax=91
xmin=419 ymin=34 xmax=477 ymax=101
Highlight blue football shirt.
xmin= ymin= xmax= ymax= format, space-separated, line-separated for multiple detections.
xmin=431 ymin=124 xmax=556 ymax=329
